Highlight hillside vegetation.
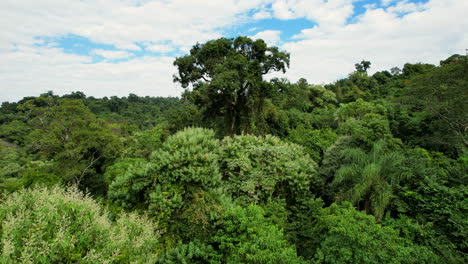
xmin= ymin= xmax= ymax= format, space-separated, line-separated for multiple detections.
xmin=0 ymin=37 xmax=466 ymax=263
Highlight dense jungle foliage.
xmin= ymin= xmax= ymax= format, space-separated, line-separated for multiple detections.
xmin=0 ymin=37 xmax=466 ymax=263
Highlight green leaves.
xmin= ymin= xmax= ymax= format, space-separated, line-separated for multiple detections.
xmin=332 ymin=141 xmax=405 ymax=220
xmin=174 ymin=37 xmax=290 ymax=135
xmin=212 ymin=204 xmax=305 ymax=264
xmin=0 ymin=186 xmax=159 ymax=263
xmin=309 ymin=202 xmax=438 ymax=264
xmin=109 ymin=128 xmax=223 ymax=241
xmin=220 ymin=134 xmax=318 ymax=205
xmin=23 ymin=99 xmax=123 ymax=193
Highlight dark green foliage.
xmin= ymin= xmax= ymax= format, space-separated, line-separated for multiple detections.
xmin=400 ymin=61 xmax=467 ymax=156
xmin=392 ymin=148 xmax=468 ymax=262
xmin=24 ymin=99 xmax=122 ymax=194
xmin=212 ymin=204 xmax=305 ymax=264
xmin=354 ymin=60 xmax=371 ymax=73
xmin=0 ymin=120 xmax=30 ymax=145
xmin=331 ymin=141 xmax=406 ymax=220
xmin=157 ymin=205 xmax=305 ymax=264
xmin=308 ymin=202 xmax=438 ymax=263
xmin=174 ymin=36 xmax=290 ymax=135
xmin=85 ymin=94 xmax=183 ymax=129
xmin=126 ymin=124 xmax=169 ymax=159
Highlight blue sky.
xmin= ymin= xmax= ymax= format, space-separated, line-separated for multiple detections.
xmin=31 ymin=0 xmax=430 ymax=63
xmin=0 ymin=0 xmax=465 ymax=102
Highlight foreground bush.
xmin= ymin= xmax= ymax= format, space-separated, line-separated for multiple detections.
xmin=0 ymin=186 xmax=159 ymax=263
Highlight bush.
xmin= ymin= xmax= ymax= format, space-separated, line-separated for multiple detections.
xmin=0 ymin=186 xmax=159 ymax=263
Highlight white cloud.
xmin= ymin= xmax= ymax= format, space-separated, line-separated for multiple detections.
xmin=146 ymin=44 xmax=175 ymax=53
xmin=0 ymin=0 xmax=268 ymax=52
xmin=253 ymin=10 xmax=272 ymax=20
xmin=0 ymin=45 xmax=181 ymax=102
xmin=115 ymin=43 xmax=142 ymax=51
xmin=0 ymin=0 xmax=269 ymax=101
xmin=281 ymin=0 xmax=468 ymax=84
xmin=251 ymin=30 xmax=282 ymax=46
xmin=381 ymin=0 xmax=397 ymax=6
xmin=92 ymin=49 xmax=133 ymax=60
xmin=271 ymin=1 xmax=296 ymax=20
xmin=270 ymin=0 xmax=356 ymax=28
xmin=0 ymin=0 xmax=466 ymax=102
xmin=387 ymin=0 xmax=426 ymax=14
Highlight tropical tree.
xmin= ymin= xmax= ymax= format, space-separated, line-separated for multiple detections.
xmin=355 ymin=60 xmax=371 ymax=73
xmin=173 ymin=36 xmax=290 ymax=135
xmin=109 ymin=128 xmax=223 ymax=243
xmin=332 ymin=140 xmax=406 ymax=220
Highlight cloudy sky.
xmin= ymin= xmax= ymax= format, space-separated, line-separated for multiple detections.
xmin=1 ymin=0 xmax=467 ymax=102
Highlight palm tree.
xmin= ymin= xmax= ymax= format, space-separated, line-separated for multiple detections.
xmin=332 ymin=140 xmax=406 ymax=220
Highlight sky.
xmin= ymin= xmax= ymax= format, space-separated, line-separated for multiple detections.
xmin=1 ymin=0 xmax=467 ymax=102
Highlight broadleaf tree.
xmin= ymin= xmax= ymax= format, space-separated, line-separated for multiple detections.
xmin=173 ymin=36 xmax=290 ymax=135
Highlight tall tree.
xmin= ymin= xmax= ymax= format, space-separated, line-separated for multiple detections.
xmin=355 ymin=60 xmax=371 ymax=73
xmin=173 ymin=36 xmax=290 ymax=135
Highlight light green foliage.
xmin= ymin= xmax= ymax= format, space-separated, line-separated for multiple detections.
xmin=335 ymin=99 xmax=398 ymax=148
xmin=0 ymin=145 xmax=46 ymax=192
xmin=151 ymin=127 xmax=221 ymax=188
xmin=0 ymin=143 xmax=62 ymax=193
xmin=157 ymin=240 xmax=221 ymax=264
xmin=213 ymin=204 xmax=305 ymax=264
xmin=109 ymin=128 xmax=223 ymax=241
xmin=309 ymin=202 xmax=438 ymax=264
xmin=332 ymin=140 xmax=406 ymax=220
xmin=334 ymin=99 xmax=386 ymax=123
xmin=20 ymin=160 xmax=60 ymax=189
xmin=149 ymin=128 xmax=223 ymax=238
xmin=326 ymin=71 xmax=378 ymax=103
xmin=287 ymin=128 xmax=338 ymax=162
xmin=0 ymin=145 xmax=23 ymax=179
xmin=104 ymin=157 xmax=148 ymax=186
xmin=0 ymin=186 xmax=159 ymax=263
xmin=107 ymin=158 xmax=152 ymax=209
xmin=220 ymin=134 xmax=318 ymax=205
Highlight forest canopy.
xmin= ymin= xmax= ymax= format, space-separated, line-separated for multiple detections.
xmin=0 ymin=36 xmax=467 ymax=263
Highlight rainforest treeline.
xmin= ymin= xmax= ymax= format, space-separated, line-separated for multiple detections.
xmin=0 ymin=37 xmax=466 ymax=263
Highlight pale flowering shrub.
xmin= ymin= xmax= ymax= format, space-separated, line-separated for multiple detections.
xmin=0 ymin=186 xmax=159 ymax=263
